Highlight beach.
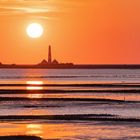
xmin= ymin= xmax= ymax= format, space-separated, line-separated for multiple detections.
xmin=0 ymin=68 xmax=140 ymax=140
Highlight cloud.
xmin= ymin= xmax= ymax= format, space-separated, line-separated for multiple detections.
xmin=0 ymin=0 xmax=85 ymax=19
xmin=0 ymin=0 xmax=53 ymax=18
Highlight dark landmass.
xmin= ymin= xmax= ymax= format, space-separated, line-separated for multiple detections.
xmin=1 ymin=63 xmax=140 ymax=69
xmin=0 ymin=136 xmax=42 ymax=140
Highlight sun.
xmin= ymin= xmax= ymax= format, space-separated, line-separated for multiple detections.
xmin=26 ymin=23 xmax=44 ymax=38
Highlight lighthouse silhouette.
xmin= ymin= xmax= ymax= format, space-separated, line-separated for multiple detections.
xmin=48 ymin=45 xmax=52 ymax=64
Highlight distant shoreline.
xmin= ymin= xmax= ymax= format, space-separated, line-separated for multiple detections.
xmin=1 ymin=64 xmax=140 ymax=69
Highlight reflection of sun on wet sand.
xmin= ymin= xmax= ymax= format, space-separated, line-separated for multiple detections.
xmin=26 ymin=81 xmax=44 ymax=85
xmin=27 ymin=87 xmax=43 ymax=90
xmin=27 ymin=93 xmax=43 ymax=99
xmin=19 ymin=81 xmax=51 ymax=116
xmin=0 ymin=122 xmax=77 ymax=140
xmin=26 ymin=124 xmax=43 ymax=138
xmin=26 ymin=81 xmax=44 ymax=99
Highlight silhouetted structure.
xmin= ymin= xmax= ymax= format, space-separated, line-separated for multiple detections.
xmin=40 ymin=59 xmax=48 ymax=65
xmin=38 ymin=45 xmax=59 ymax=65
xmin=48 ymin=45 xmax=52 ymax=64
xmin=37 ymin=45 xmax=74 ymax=67
xmin=0 ymin=45 xmax=75 ymax=68
xmin=52 ymin=59 xmax=59 ymax=64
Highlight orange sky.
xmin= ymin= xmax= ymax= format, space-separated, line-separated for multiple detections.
xmin=0 ymin=0 xmax=140 ymax=64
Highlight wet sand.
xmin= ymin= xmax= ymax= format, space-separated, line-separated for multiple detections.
xmin=0 ymin=114 xmax=139 ymax=122
xmin=0 ymin=69 xmax=139 ymax=139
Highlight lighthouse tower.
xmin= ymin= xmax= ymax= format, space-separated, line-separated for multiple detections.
xmin=48 ymin=45 xmax=52 ymax=64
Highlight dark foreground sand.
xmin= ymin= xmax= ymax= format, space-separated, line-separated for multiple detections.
xmin=0 ymin=114 xmax=139 ymax=122
xmin=0 ymin=136 xmax=42 ymax=140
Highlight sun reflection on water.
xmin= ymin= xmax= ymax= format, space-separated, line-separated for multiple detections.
xmin=26 ymin=124 xmax=43 ymax=138
xmin=26 ymin=81 xmax=44 ymax=99
xmin=26 ymin=86 xmax=43 ymax=90
xmin=26 ymin=81 xmax=44 ymax=85
xmin=27 ymin=93 xmax=43 ymax=99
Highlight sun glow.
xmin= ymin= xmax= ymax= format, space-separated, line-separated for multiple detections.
xmin=26 ymin=23 xmax=44 ymax=38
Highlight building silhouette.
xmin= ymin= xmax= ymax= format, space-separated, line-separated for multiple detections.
xmin=38 ymin=45 xmax=59 ymax=65
xmin=37 ymin=45 xmax=73 ymax=66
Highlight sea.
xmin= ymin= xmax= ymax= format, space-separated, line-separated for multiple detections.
xmin=0 ymin=68 xmax=140 ymax=140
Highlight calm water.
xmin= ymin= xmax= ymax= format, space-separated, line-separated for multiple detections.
xmin=0 ymin=69 xmax=140 ymax=140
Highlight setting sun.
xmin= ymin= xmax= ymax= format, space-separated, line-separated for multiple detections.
xmin=26 ymin=23 xmax=44 ymax=38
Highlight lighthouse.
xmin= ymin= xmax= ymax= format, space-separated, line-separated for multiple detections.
xmin=48 ymin=45 xmax=52 ymax=64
